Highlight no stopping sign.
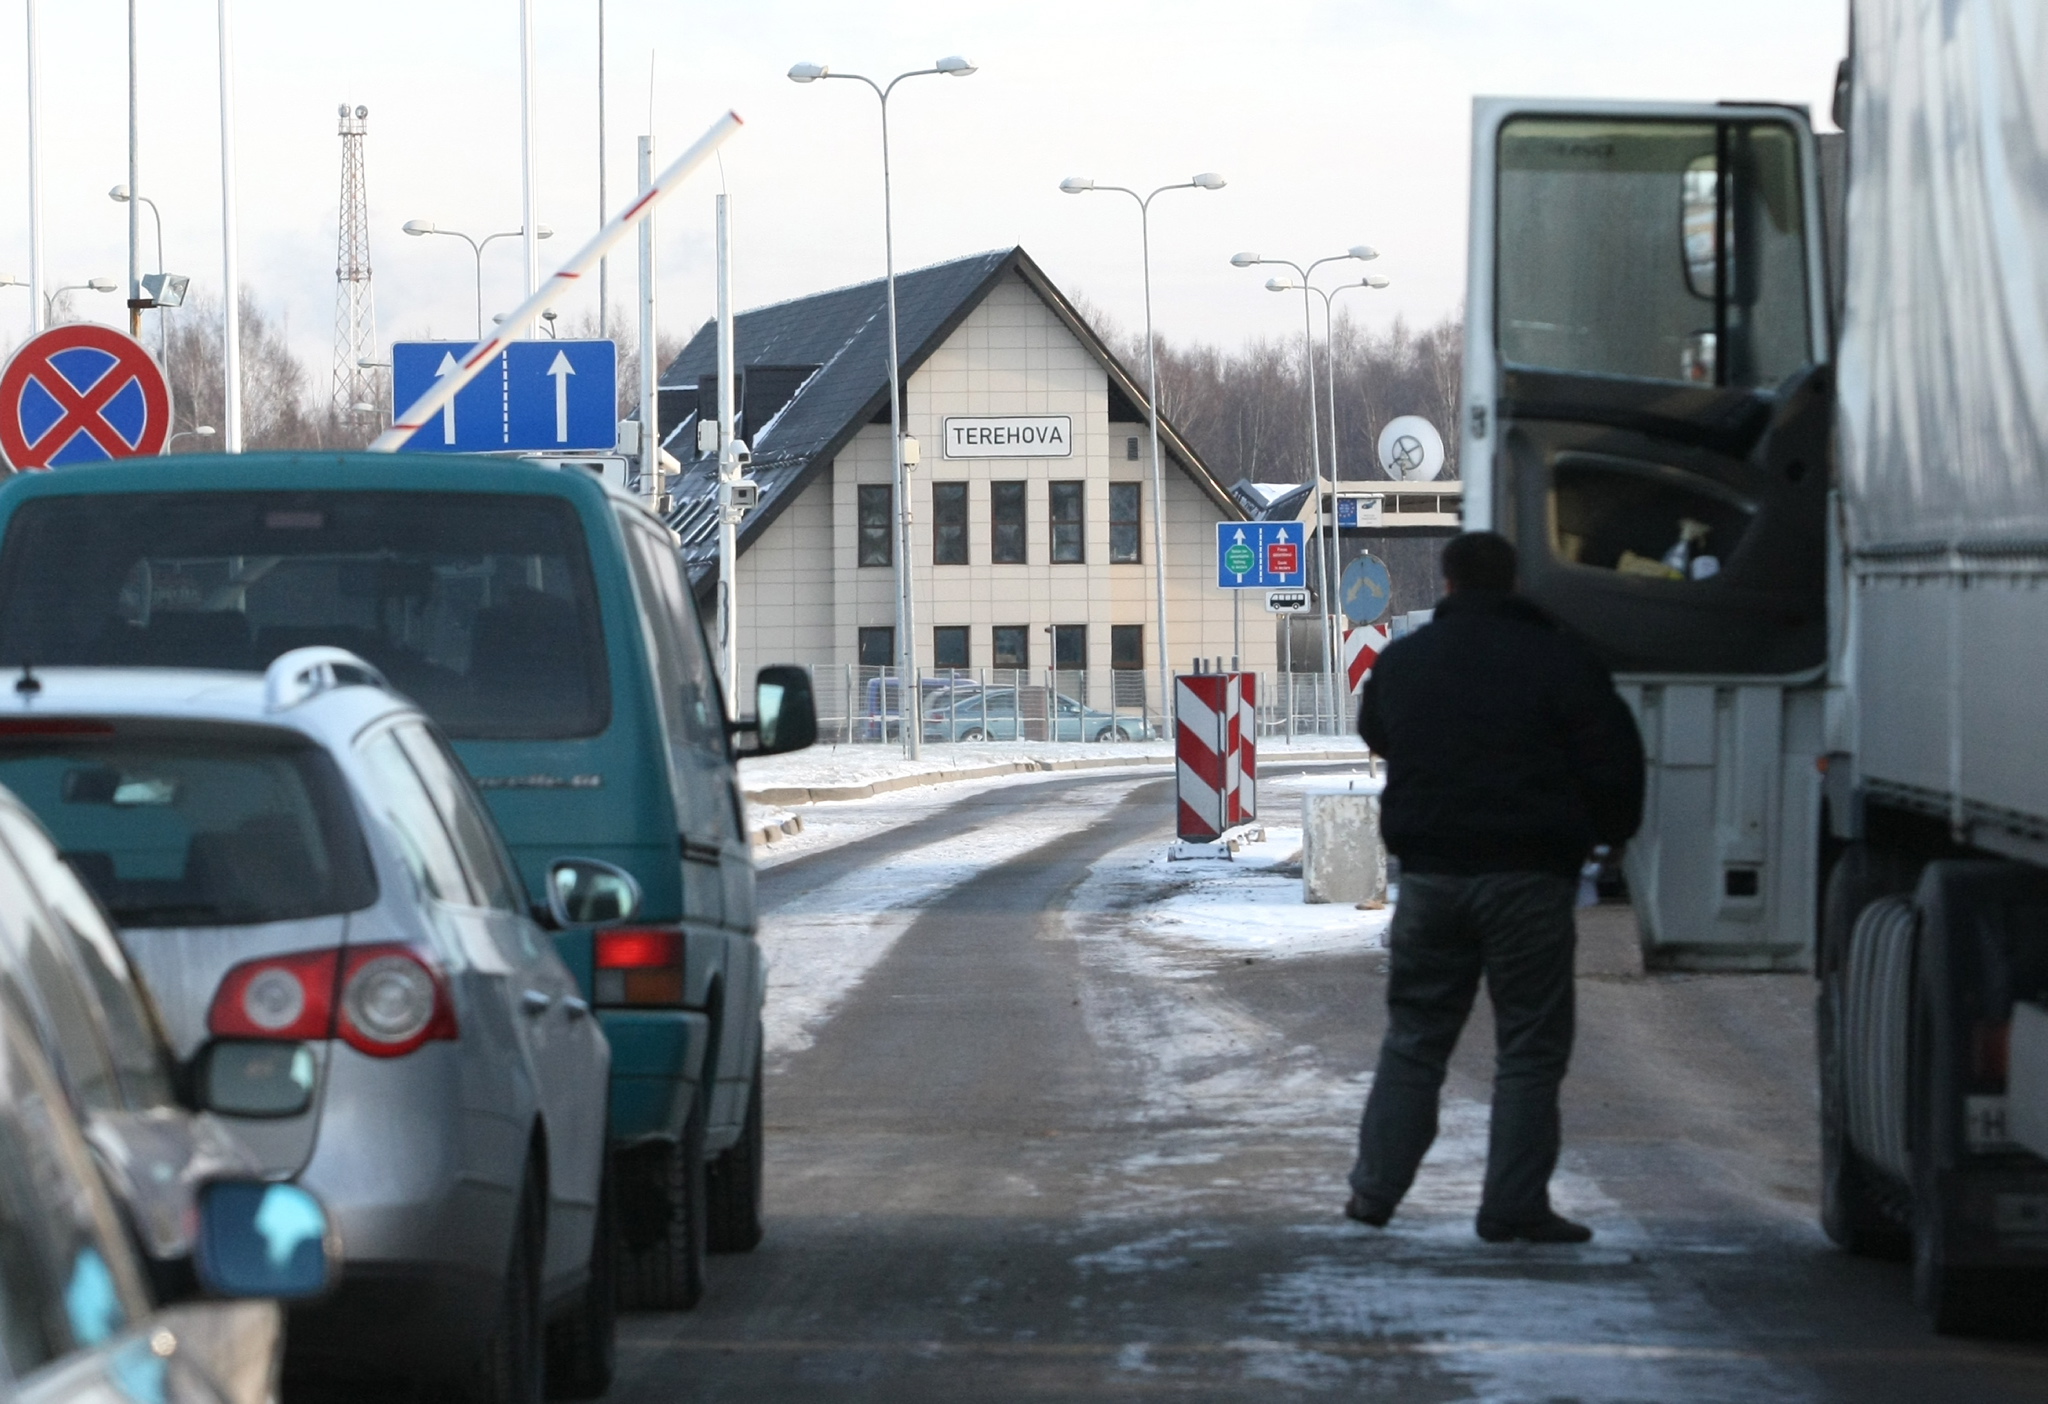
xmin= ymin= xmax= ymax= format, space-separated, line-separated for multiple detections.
xmin=0 ymin=324 xmax=173 ymax=469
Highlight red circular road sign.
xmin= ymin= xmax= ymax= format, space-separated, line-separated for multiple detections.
xmin=0 ymin=324 xmax=172 ymax=470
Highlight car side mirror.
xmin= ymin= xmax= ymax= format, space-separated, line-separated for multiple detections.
xmin=195 ymin=1041 xmax=316 ymax=1118
xmin=730 ymin=665 xmax=816 ymax=757
xmin=547 ymin=858 xmax=642 ymax=928
xmin=194 ymin=1181 xmax=332 ymax=1300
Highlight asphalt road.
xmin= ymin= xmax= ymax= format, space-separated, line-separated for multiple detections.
xmin=611 ymin=766 xmax=2048 ymax=1402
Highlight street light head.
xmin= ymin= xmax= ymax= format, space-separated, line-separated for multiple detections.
xmin=1264 ymin=276 xmax=1296 ymax=292
xmin=1348 ymin=244 xmax=1380 ymax=262
xmin=1229 ymin=252 xmax=1262 ymax=268
xmin=1365 ymin=274 xmax=1391 ymax=289
xmin=0 ymin=275 xmax=23 ymax=289
xmin=195 ymin=426 xmax=216 ymax=437
xmin=935 ymin=55 xmax=976 ymax=76
xmin=86 ymin=278 xmax=118 ymax=294
xmin=109 ymin=184 xmax=131 ymax=203
xmin=1192 ymin=172 xmax=1227 ymax=190
xmin=535 ymin=225 xmax=554 ymax=239
xmin=1059 ymin=177 xmax=1094 ymax=194
xmin=787 ymin=62 xmax=828 ymax=83
xmin=402 ymin=219 xmax=436 ymax=236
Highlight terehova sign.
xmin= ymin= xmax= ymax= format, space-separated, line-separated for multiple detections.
xmin=942 ymin=416 xmax=1073 ymax=458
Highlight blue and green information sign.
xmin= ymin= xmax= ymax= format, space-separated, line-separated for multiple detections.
xmin=1215 ymin=521 xmax=1307 ymax=589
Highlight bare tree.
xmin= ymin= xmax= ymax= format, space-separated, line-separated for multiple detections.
xmin=1081 ymin=297 xmax=1464 ymax=484
xmin=164 ymin=292 xmax=359 ymax=451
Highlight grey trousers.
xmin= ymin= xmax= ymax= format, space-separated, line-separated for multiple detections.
xmin=1348 ymin=870 xmax=1578 ymax=1225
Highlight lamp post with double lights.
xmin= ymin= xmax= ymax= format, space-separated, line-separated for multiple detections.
xmin=1058 ymin=172 xmax=1226 ymax=734
xmin=790 ymin=54 xmax=977 ymax=760
xmin=1230 ymin=244 xmax=1379 ymax=730
xmin=401 ymin=220 xmax=553 ymax=338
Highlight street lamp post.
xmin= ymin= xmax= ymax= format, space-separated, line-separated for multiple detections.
xmin=45 ymin=279 xmax=119 ymax=323
xmin=401 ymin=220 xmax=553 ymax=338
xmin=789 ymin=55 xmax=977 ymax=761
xmin=1230 ymin=245 xmax=1378 ymax=732
xmin=1058 ymin=172 xmax=1226 ymax=733
xmin=1265 ymin=272 xmax=1390 ymax=719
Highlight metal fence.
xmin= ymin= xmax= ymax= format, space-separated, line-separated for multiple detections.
xmin=799 ymin=665 xmax=1360 ymax=745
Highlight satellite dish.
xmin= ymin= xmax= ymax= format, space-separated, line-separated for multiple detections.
xmin=1377 ymin=415 xmax=1446 ymax=481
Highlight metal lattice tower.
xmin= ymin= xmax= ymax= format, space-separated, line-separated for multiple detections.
xmin=332 ymin=103 xmax=379 ymax=420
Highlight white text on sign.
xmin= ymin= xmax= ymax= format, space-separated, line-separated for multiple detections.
xmin=942 ymin=416 xmax=1073 ymax=458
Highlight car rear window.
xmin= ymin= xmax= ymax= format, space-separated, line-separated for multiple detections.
xmin=0 ymin=491 xmax=610 ymax=740
xmin=0 ymin=735 xmax=377 ymax=929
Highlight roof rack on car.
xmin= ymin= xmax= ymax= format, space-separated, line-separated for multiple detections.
xmin=264 ymin=647 xmax=392 ymax=713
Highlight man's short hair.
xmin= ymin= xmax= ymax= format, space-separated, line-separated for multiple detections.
xmin=1442 ymin=531 xmax=1518 ymax=593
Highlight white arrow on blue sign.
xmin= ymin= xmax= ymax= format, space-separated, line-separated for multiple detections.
xmin=1215 ymin=519 xmax=1307 ymax=590
xmin=391 ymin=340 xmax=617 ymax=453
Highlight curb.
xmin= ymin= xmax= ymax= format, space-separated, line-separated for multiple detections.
xmin=744 ymin=747 xmax=1369 ymax=808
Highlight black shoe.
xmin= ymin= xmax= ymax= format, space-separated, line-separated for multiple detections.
xmin=1344 ymin=1193 xmax=1392 ymax=1227
xmin=1475 ymin=1211 xmax=1592 ymax=1244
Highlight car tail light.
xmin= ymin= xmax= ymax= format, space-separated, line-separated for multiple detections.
xmin=209 ymin=949 xmax=341 ymax=1041
xmin=338 ymin=945 xmax=458 ymax=1058
xmin=594 ymin=927 xmax=686 ymax=1006
xmin=208 ymin=944 xmax=455 ymax=1057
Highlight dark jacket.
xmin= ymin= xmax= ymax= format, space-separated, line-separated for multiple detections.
xmin=1359 ymin=590 xmax=1644 ymax=877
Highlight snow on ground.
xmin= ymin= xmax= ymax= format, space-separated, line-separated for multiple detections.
xmin=740 ymin=734 xmax=1368 ymax=798
xmin=757 ymin=775 xmax=1156 ymax=1057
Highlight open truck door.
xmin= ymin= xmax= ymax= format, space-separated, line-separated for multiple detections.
xmin=1461 ymin=100 xmax=1833 ymax=969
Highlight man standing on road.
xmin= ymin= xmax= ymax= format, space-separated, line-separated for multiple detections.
xmin=1345 ymin=531 xmax=1643 ymax=1243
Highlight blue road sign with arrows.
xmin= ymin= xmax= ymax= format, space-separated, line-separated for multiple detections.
xmin=1216 ymin=520 xmax=1307 ymax=589
xmin=391 ymin=340 xmax=617 ymax=453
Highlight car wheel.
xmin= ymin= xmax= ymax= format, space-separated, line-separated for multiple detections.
xmin=545 ymin=1154 xmax=617 ymax=1398
xmin=617 ymin=1094 xmax=707 ymax=1311
xmin=1094 ymin=725 xmax=1129 ymax=743
xmin=959 ymin=728 xmax=987 ymax=743
xmin=706 ymin=1055 xmax=765 ymax=1253
xmin=460 ymin=1163 xmax=545 ymax=1404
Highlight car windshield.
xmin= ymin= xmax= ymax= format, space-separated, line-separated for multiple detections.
xmin=0 ymin=492 xmax=610 ymax=740
xmin=0 ymin=734 xmax=377 ymax=928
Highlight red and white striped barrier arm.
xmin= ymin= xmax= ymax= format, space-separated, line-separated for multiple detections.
xmin=369 ymin=110 xmax=743 ymax=454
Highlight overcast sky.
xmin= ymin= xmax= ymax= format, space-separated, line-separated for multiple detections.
xmin=0 ymin=0 xmax=1847 ymax=393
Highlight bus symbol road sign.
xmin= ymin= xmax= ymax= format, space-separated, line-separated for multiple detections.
xmin=0 ymin=324 xmax=171 ymax=469
xmin=1265 ymin=589 xmax=1311 ymax=614
xmin=393 ymin=339 xmax=617 ymax=453
xmin=1215 ymin=520 xmax=1306 ymax=589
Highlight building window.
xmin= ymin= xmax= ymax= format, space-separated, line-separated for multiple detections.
xmin=1050 ymin=481 xmax=1084 ymax=564
xmin=1111 ymin=624 xmax=1144 ymax=670
xmin=991 ymin=481 xmax=1026 ymax=564
xmin=932 ymin=481 xmax=968 ymax=565
xmin=992 ymin=625 xmax=1029 ymax=669
xmin=932 ymin=625 xmax=970 ymax=669
xmin=1109 ymin=482 xmax=1141 ymax=564
xmin=1126 ymin=436 xmax=1139 ymax=461
xmin=857 ymin=484 xmax=892 ymax=567
xmin=857 ymin=626 xmax=894 ymax=667
xmin=1051 ymin=624 xmax=1086 ymax=670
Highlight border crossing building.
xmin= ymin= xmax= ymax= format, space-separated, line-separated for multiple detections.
xmin=656 ymin=248 xmax=1275 ymax=725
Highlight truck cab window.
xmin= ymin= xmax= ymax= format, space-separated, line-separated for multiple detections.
xmin=1496 ymin=117 xmax=1810 ymax=389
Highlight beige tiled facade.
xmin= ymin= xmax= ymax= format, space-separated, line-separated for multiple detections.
xmin=733 ymin=272 xmax=1276 ymax=689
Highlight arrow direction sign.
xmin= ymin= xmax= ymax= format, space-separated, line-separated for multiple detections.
xmin=392 ymin=340 xmax=617 ymax=454
xmin=436 ymin=353 xmax=460 ymax=445
xmin=393 ymin=342 xmax=510 ymax=453
xmin=1216 ymin=519 xmax=1306 ymax=590
xmin=507 ymin=341 xmax=615 ymax=451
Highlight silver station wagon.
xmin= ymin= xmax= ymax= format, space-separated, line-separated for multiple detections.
xmin=0 ymin=650 xmax=616 ymax=1402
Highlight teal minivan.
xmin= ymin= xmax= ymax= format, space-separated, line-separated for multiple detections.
xmin=0 ymin=454 xmax=814 ymax=1310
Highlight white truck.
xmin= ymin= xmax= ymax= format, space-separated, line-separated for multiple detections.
xmin=1459 ymin=0 xmax=2048 ymax=1335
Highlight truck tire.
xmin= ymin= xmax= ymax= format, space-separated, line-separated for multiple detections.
xmin=617 ymin=1097 xmax=707 ymax=1312
xmin=545 ymin=1158 xmax=617 ymax=1398
xmin=707 ymin=1057 xmax=765 ymax=1253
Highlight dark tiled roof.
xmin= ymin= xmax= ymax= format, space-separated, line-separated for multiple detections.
xmin=654 ymin=246 xmax=1234 ymax=591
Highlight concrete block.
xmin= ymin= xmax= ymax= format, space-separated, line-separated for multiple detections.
xmin=1302 ymin=790 xmax=1386 ymax=905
